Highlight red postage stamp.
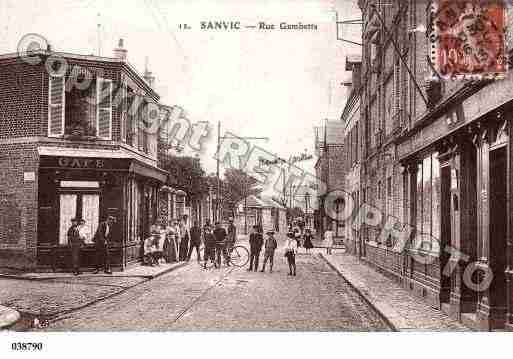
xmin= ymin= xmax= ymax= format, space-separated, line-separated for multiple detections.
xmin=431 ymin=0 xmax=507 ymax=79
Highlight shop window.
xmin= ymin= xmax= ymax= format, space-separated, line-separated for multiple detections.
xmin=59 ymin=194 xmax=77 ymax=245
xmin=58 ymin=182 xmax=100 ymax=246
xmin=413 ymin=152 xmax=440 ymax=253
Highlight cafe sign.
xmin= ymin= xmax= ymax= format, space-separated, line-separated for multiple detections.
xmin=40 ymin=156 xmax=128 ymax=170
xmin=58 ymin=157 xmax=105 ymax=169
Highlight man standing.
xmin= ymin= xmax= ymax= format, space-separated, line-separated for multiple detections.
xmin=93 ymin=215 xmax=115 ymax=274
xmin=260 ymin=230 xmax=277 ymax=273
xmin=248 ymin=225 xmax=263 ymax=271
xmin=213 ymin=222 xmax=227 ymax=268
xmin=188 ymin=220 xmax=202 ymax=262
xmin=226 ymin=218 xmax=237 ymax=264
xmin=68 ymin=217 xmax=83 ymax=276
xmin=78 ymin=219 xmax=91 ymax=244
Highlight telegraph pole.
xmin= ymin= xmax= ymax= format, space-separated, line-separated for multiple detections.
xmin=216 ymin=121 xmax=220 ymax=223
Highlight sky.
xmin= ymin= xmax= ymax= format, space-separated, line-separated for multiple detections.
xmin=0 ymin=0 xmax=361 ymax=203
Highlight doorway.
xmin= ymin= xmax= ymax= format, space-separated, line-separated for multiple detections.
xmin=440 ymin=165 xmax=452 ymax=304
xmin=488 ymin=146 xmax=507 ymax=322
xmin=58 ymin=192 xmax=100 ymax=245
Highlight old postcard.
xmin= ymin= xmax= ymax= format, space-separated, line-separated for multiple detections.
xmin=1 ymin=0 xmax=512 ymax=358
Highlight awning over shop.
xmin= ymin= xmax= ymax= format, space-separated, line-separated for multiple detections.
xmin=38 ymin=146 xmax=168 ymax=183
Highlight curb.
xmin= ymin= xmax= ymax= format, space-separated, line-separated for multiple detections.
xmin=319 ymin=253 xmax=398 ymax=331
xmin=0 ymin=262 xmax=188 ymax=281
xmin=0 ymin=305 xmax=21 ymax=329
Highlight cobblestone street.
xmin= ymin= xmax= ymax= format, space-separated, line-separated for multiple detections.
xmin=41 ymin=251 xmax=390 ymax=331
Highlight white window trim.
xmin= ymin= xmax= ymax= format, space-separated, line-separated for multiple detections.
xmin=47 ymin=75 xmax=65 ymax=138
xmin=96 ymin=78 xmax=113 ymax=140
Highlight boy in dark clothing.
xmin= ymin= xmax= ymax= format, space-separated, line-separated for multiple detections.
xmin=248 ymin=225 xmax=263 ymax=271
xmin=260 ymin=230 xmax=278 ymax=273
xmin=203 ymin=225 xmax=216 ymax=268
xmin=188 ymin=221 xmax=202 ymax=262
xmin=213 ymin=222 xmax=227 ymax=268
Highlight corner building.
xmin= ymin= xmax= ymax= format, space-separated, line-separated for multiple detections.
xmin=0 ymin=48 xmax=168 ymax=270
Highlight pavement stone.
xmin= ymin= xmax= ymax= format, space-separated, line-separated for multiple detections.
xmin=45 ymin=246 xmax=391 ymax=331
xmin=0 ymin=262 xmax=189 ymax=320
xmin=319 ymin=251 xmax=470 ymax=331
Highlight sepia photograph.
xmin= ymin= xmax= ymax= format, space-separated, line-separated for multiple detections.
xmin=0 ymin=0 xmax=512 ymax=357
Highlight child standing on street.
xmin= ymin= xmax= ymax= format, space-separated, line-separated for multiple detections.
xmin=260 ymin=230 xmax=278 ymax=273
xmin=324 ymin=227 xmax=334 ymax=255
xmin=285 ymin=234 xmax=297 ymax=276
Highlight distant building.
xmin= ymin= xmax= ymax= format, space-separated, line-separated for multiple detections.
xmin=234 ymin=195 xmax=287 ymax=235
xmin=314 ymin=121 xmax=346 ymax=237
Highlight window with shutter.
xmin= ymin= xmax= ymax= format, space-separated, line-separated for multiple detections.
xmin=48 ymin=75 xmax=65 ymax=137
xmin=120 ymin=84 xmax=127 ymax=142
xmin=96 ymin=78 xmax=112 ymax=140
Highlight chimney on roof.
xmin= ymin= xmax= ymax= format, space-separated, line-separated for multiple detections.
xmin=143 ymin=57 xmax=155 ymax=88
xmin=113 ymin=38 xmax=127 ymax=61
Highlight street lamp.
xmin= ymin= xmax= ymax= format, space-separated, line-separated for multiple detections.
xmin=305 ymin=191 xmax=311 ymax=228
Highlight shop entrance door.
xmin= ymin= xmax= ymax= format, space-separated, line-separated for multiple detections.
xmin=488 ymin=146 xmax=507 ymax=325
xmin=440 ymin=165 xmax=452 ymax=304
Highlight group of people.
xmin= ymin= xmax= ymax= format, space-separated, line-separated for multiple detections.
xmin=67 ymin=215 xmax=116 ymax=276
xmin=201 ymin=220 xmax=237 ymax=268
xmin=142 ymin=216 xmax=238 ymax=269
xmin=246 ymin=225 xmax=303 ymax=276
xmin=287 ymin=224 xmax=315 ymax=253
xmin=247 ymin=225 xmax=278 ymax=272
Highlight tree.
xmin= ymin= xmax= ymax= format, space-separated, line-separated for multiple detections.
xmin=159 ymin=155 xmax=208 ymax=204
xmin=287 ymin=206 xmax=305 ymax=223
xmin=219 ymin=169 xmax=262 ymax=218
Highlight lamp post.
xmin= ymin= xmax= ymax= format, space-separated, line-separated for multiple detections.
xmin=305 ymin=191 xmax=311 ymax=228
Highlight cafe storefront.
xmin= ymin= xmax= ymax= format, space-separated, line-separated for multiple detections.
xmin=36 ymin=147 xmax=168 ymax=271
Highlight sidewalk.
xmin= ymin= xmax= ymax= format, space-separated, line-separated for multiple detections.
xmin=319 ymin=251 xmax=470 ymax=331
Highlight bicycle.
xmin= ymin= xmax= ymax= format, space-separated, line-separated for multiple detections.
xmin=198 ymin=243 xmax=250 ymax=269
xmin=226 ymin=244 xmax=250 ymax=267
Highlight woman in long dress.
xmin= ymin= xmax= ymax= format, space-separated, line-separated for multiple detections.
xmin=303 ymin=228 xmax=314 ymax=254
xmin=164 ymin=221 xmax=179 ymax=263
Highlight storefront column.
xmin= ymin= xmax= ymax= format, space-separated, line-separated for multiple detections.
xmin=505 ymin=116 xmax=513 ymax=331
xmin=476 ymin=123 xmax=502 ymax=330
xmin=448 ymin=138 xmax=478 ymax=319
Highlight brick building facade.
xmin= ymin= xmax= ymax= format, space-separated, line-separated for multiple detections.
xmin=340 ymin=0 xmax=513 ymax=330
xmin=0 ymin=44 xmax=172 ymax=270
xmin=314 ymin=121 xmax=345 ymax=236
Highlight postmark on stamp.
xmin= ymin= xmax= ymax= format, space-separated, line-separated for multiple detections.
xmin=430 ymin=0 xmax=507 ymax=80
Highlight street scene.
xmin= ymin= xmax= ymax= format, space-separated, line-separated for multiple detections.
xmin=1 ymin=0 xmax=513 ymax=347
